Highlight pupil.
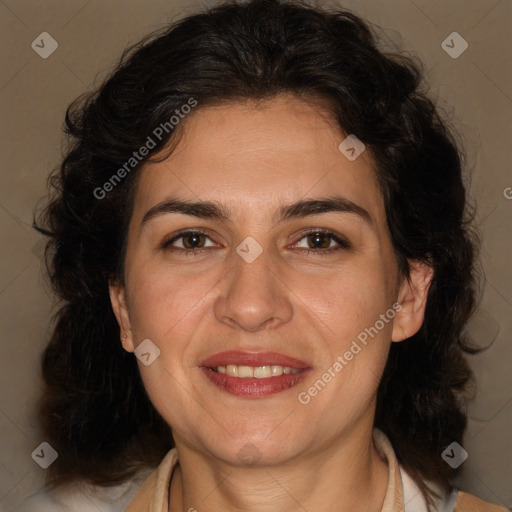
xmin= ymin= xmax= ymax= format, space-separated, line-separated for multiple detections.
xmin=308 ymin=232 xmax=329 ymax=249
xmin=184 ymin=233 xmax=204 ymax=248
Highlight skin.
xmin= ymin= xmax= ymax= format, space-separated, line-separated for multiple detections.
xmin=110 ymin=94 xmax=433 ymax=512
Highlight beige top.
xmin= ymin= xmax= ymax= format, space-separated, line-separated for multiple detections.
xmin=126 ymin=430 xmax=508 ymax=512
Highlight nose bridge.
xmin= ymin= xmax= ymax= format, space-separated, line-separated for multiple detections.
xmin=213 ymin=245 xmax=292 ymax=331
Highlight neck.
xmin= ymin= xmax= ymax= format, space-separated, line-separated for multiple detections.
xmin=169 ymin=425 xmax=389 ymax=512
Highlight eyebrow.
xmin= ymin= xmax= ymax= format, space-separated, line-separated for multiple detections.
xmin=141 ymin=196 xmax=372 ymax=226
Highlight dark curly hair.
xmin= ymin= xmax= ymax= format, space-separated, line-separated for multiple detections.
xmin=34 ymin=0 xmax=479 ymax=508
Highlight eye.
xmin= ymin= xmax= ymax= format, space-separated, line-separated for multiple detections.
xmin=162 ymin=231 xmax=217 ymax=250
xmin=293 ymin=230 xmax=350 ymax=253
xmin=161 ymin=229 xmax=349 ymax=254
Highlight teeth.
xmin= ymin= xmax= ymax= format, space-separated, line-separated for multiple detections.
xmin=215 ymin=364 xmax=301 ymax=378
xmin=254 ymin=366 xmax=271 ymax=378
xmin=271 ymin=365 xmax=281 ymax=376
xmin=226 ymin=365 xmax=238 ymax=377
xmin=238 ymin=365 xmax=254 ymax=378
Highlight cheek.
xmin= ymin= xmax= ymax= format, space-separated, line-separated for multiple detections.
xmin=296 ymin=259 xmax=395 ymax=344
xmin=125 ymin=267 xmax=213 ymax=429
xmin=126 ymin=260 xmax=219 ymax=341
xmin=294 ymin=257 xmax=395 ymax=409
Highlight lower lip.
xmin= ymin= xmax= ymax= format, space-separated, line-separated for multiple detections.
xmin=200 ymin=367 xmax=309 ymax=398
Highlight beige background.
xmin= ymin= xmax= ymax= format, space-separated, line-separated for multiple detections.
xmin=0 ymin=0 xmax=511 ymax=510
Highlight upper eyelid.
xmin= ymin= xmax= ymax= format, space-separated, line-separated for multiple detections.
xmin=164 ymin=229 xmax=219 ymax=247
xmin=163 ymin=230 xmax=221 ymax=250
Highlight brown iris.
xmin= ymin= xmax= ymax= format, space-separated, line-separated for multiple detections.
xmin=306 ymin=232 xmax=331 ymax=249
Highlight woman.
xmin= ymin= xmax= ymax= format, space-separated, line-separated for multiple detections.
xmin=23 ymin=0 xmax=507 ymax=510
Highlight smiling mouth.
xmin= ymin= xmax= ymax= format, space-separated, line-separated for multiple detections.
xmin=211 ymin=364 xmax=302 ymax=378
xmin=199 ymin=351 xmax=310 ymax=397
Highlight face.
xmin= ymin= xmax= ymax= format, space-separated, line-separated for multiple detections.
xmin=110 ymin=94 xmax=431 ymax=466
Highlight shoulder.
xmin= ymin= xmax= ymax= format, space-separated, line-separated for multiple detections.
xmin=17 ymin=471 xmax=151 ymax=512
xmin=17 ymin=491 xmax=66 ymax=512
xmin=455 ymin=491 xmax=509 ymax=512
xmin=400 ymin=465 xmax=508 ymax=512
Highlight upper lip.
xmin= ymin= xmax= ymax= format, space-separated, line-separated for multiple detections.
xmin=199 ymin=351 xmax=310 ymax=369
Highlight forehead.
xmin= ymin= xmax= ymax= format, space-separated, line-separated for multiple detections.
xmin=132 ymin=94 xmax=385 ymax=226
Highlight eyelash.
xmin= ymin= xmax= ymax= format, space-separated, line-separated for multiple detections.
xmin=161 ymin=229 xmax=351 ymax=256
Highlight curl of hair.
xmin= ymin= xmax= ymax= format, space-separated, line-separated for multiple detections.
xmin=35 ymin=0 xmax=479 ymax=506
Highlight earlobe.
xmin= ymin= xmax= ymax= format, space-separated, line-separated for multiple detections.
xmin=391 ymin=260 xmax=434 ymax=343
xmin=109 ymin=282 xmax=135 ymax=352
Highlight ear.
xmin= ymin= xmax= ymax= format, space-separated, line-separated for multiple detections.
xmin=109 ymin=281 xmax=135 ymax=352
xmin=391 ymin=260 xmax=434 ymax=343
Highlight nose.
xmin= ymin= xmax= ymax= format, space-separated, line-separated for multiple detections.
xmin=213 ymin=247 xmax=293 ymax=332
